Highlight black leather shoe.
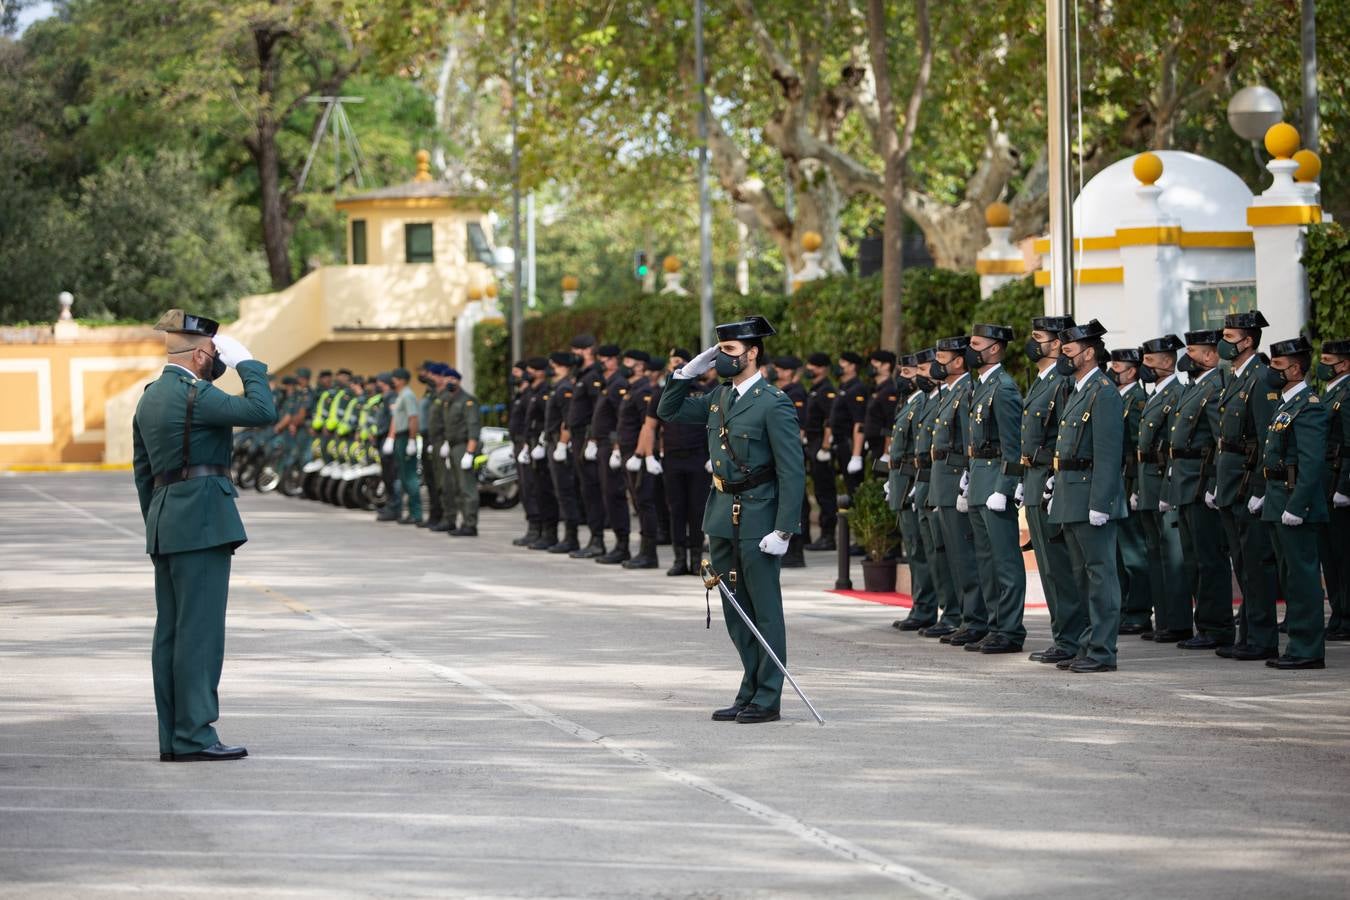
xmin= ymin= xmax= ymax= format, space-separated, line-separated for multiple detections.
xmin=1118 ymin=622 xmax=1150 ymax=635
xmin=375 ymin=511 xmax=399 ymax=522
xmin=1139 ymin=630 xmax=1157 ymax=641
xmin=428 ymin=521 xmax=451 ymax=533
xmin=1150 ymin=628 xmax=1192 ymax=643
xmin=1069 ymin=658 xmax=1117 ymax=673
xmin=948 ymin=629 xmax=987 ymax=647
xmin=979 ymin=634 xmax=1024 ymax=654
xmin=1030 ymin=647 xmax=1074 ymax=664
xmin=711 ymin=704 xmax=746 ymax=722
xmin=804 ymin=537 xmax=836 ymax=552
xmin=735 ymin=704 xmax=781 ymax=724
xmin=1266 ymin=655 xmax=1326 ymax=670
xmin=1231 ymin=645 xmax=1279 ymax=661
xmin=1055 ymin=655 xmax=1083 ymax=670
xmin=1177 ymin=634 xmax=1229 ymax=650
xmin=570 ymin=538 xmax=606 ymax=559
xmin=171 ymin=742 xmax=248 ymax=762
xmin=1326 ymin=629 xmax=1350 ymax=642
xmin=159 ymin=752 xmax=174 ymax=762
xmin=919 ymin=622 xmax=956 ymax=638
xmin=596 ymin=545 xmax=631 ymax=564
xmin=449 ymin=526 xmax=478 ymax=537
xmin=893 ymin=618 xmax=933 ymax=632
xmin=398 ymin=516 xmax=422 ymax=526
xmin=1215 ymin=643 xmax=1244 ymax=658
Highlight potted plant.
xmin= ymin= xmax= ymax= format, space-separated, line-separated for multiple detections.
xmin=848 ymin=477 xmax=900 ymax=592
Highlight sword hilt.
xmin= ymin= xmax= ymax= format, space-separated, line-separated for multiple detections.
xmin=699 ymin=559 xmax=721 ymax=590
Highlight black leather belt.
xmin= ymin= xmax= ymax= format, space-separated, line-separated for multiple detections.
xmin=1218 ymin=439 xmax=1255 ymax=454
xmin=153 ymin=464 xmax=229 ymax=490
xmin=893 ymin=462 xmax=917 ymax=477
xmin=932 ymin=449 xmax=967 ymax=466
xmin=712 ymin=467 xmax=776 ymax=493
xmin=1020 ymin=448 xmax=1055 ymax=468
xmin=1137 ymin=449 xmax=1164 ymax=464
xmin=1053 ymin=457 xmax=1093 ymax=472
xmin=914 ymin=457 xmax=933 ymax=470
xmin=1169 ymin=447 xmax=1207 ymax=460
xmin=1264 ymin=465 xmax=1297 ymax=482
xmin=1002 ymin=460 xmax=1025 ymax=476
xmin=969 ymin=447 xmax=1002 ymax=460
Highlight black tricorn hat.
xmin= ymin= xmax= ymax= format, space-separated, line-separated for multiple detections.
xmin=774 ymin=355 xmax=804 ymax=370
xmin=1184 ymin=329 xmax=1222 ymax=346
xmin=1270 ymin=335 xmax=1313 ymax=357
xmin=914 ymin=347 xmax=938 ymax=363
xmin=715 ymin=316 xmax=777 ymax=342
xmin=1110 ymin=348 xmax=1142 ymax=364
xmin=153 ymin=309 xmax=219 ymax=336
xmin=936 ymin=335 xmax=971 ymax=351
xmin=1140 ymin=334 xmax=1184 ymax=354
xmin=899 ymin=354 xmax=918 ymax=367
xmin=1224 ymin=310 xmax=1270 ymax=330
xmin=1322 ymin=339 xmax=1350 ymax=356
xmin=1032 ymin=315 xmax=1076 ymax=333
xmin=1059 ymin=319 xmax=1108 ymax=343
xmin=972 ymin=323 xmax=1015 ymax=342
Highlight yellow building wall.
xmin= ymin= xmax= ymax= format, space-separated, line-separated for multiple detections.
xmin=282 ymin=337 xmax=456 ymax=380
xmin=347 ymin=210 xmax=474 ymax=268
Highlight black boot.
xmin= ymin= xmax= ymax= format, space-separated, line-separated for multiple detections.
xmin=623 ymin=537 xmax=659 ymax=569
xmin=548 ymin=523 xmax=580 ymax=554
xmin=513 ymin=522 xmax=541 ymax=547
xmin=655 ymin=525 xmax=671 ymax=546
xmin=597 ymin=535 xmax=631 ymax=565
xmin=570 ymin=531 xmax=606 ymax=559
xmin=782 ymin=535 xmax=807 ymax=568
xmin=530 ymin=522 xmax=558 ymax=550
xmin=666 ymin=544 xmax=690 ymax=576
xmin=686 ymin=537 xmax=706 ymax=575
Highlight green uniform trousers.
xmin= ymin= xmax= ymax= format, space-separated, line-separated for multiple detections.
xmin=441 ymin=442 xmax=480 ymax=528
xmin=1061 ymin=521 xmax=1120 ymax=665
xmin=970 ymin=504 xmax=1025 ymax=643
xmin=935 ymin=508 xmax=986 ymax=633
xmin=1319 ymin=507 xmax=1350 ymax=633
xmin=708 ymin=535 xmax=785 ymax=711
xmin=1271 ymin=522 xmax=1326 ymax=660
xmin=898 ymin=505 xmax=937 ymax=625
xmin=425 ymin=446 xmax=447 ymax=524
xmin=916 ymin=486 xmax=961 ymax=628
xmin=393 ymin=435 xmax=422 ymax=520
xmin=1178 ymin=501 xmax=1232 ymax=642
xmin=1138 ymin=510 xmax=1192 ymax=633
xmin=152 ymin=546 xmax=232 ymax=755
xmin=1219 ymin=504 xmax=1279 ymax=652
xmin=1117 ymin=514 xmax=1152 ymax=628
xmin=1026 ymin=502 xmax=1076 ymax=650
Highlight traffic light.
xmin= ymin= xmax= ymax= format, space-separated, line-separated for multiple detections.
xmin=634 ymin=249 xmax=649 ymax=279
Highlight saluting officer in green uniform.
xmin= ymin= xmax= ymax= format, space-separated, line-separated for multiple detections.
xmin=133 ymin=310 xmax=277 ymax=761
xmin=437 ymin=366 xmax=482 ymax=536
xmin=1214 ymin=311 xmax=1281 ymax=659
xmin=888 ymin=354 xmax=938 ymax=631
xmin=657 ymin=317 xmax=805 ymax=724
xmin=1046 ymin=319 xmax=1127 ymax=673
xmin=1108 ymin=348 xmax=1152 ymax=633
xmin=1133 ymin=335 xmax=1193 ymax=642
xmin=1319 ymin=340 xmax=1350 ymax=641
xmin=1256 ymin=336 xmax=1329 ymax=669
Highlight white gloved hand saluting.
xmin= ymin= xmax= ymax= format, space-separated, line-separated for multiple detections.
xmin=584 ymin=441 xmax=598 ymax=461
xmin=552 ymin=442 xmax=568 ymax=462
xmin=625 ymin=454 xmax=642 ymax=472
xmin=609 ymin=448 xmax=622 ymax=470
xmin=986 ymin=491 xmax=1007 ymax=512
xmin=1281 ymin=510 xmax=1304 ymax=527
xmin=212 ymin=335 xmax=253 ymax=368
xmin=1088 ymin=510 xmax=1109 ymax=527
xmin=815 ymin=447 xmax=832 ymax=462
xmin=758 ymin=531 xmax=790 ymax=556
xmin=1203 ymin=490 xmax=1217 ymax=510
xmin=530 ymin=443 xmax=546 ymax=461
xmin=381 ymin=437 xmax=395 ymax=456
xmin=677 ymin=345 xmax=719 ymax=379
xmin=645 ymin=456 xmax=663 ymax=475
xmin=440 ymin=441 xmax=451 ymax=459
xmin=847 ymin=455 xmax=863 ymax=474
xmin=1248 ymin=495 xmax=1264 ymax=515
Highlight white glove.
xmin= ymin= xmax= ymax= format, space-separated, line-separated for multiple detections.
xmin=530 ymin=443 xmax=545 ymax=461
xmin=460 ymin=452 xmax=474 ymax=470
xmin=1281 ymin=510 xmax=1304 ymax=527
xmin=956 ymin=495 xmax=969 ymax=513
xmin=517 ymin=448 xmax=530 ymax=465
xmin=1334 ymin=492 xmax=1350 ymax=508
xmin=758 ymin=531 xmax=790 ymax=556
xmin=1204 ymin=490 xmax=1217 ymax=510
xmin=847 ymin=455 xmax=863 ymax=474
xmin=1247 ymin=495 xmax=1264 ymax=515
xmin=704 ymin=459 xmax=713 ymax=473
xmin=552 ymin=442 xmax=568 ymax=462
xmin=625 ymin=454 xmax=642 ymax=472
xmin=406 ymin=437 xmax=419 ymax=457
xmin=1042 ymin=475 xmax=1055 ymax=502
xmin=884 ymin=481 xmax=892 ymax=500
xmin=959 ymin=470 xmax=970 ymax=495
xmin=583 ymin=441 xmax=598 ymax=461
xmin=677 ymin=345 xmax=719 ymax=379
xmin=1047 ymin=495 xmax=1054 ymax=514
xmin=986 ymin=491 xmax=1007 ymax=512
xmin=609 ymin=448 xmax=622 ymax=470
xmin=907 ymin=485 xmax=916 ymax=500
xmin=1158 ymin=499 xmax=1172 ymax=513
xmin=381 ymin=437 xmax=395 ymax=455
xmin=212 ymin=335 xmax=253 ymax=368
xmin=645 ymin=455 xmax=663 ymax=475
xmin=1089 ymin=510 xmax=1109 ymax=527
xmin=816 ymin=448 xmax=832 ymax=462
xmin=440 ymin=440 xmax=451 ymax=459
xmin=1129 ymin=492 xmax=1138 ymax=511
xmin=1014 ymin=483 xmax=1025 ymax=505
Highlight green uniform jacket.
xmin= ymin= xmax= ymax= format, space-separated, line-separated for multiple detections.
xmin=1049 ymin=368 xmax=1128 ymax=524
xmin=912 ymin=390 xmax=941 ymax=502
xmin=1214 ymin=357 xmax=1279 ymax=507
xmin=1260 ymin=386 xmax=1329 ymax=523
xmin=132 ymin=362 xmax=278 ymax=555
xmin=428 ymin=390 xmax=449 ymax=446
xmin=1135 ymin=376 xmax=1185 ymax=511
xmin=1120 ymin=382 xmax=1147 ymax=498
xmin=437 ymin=388 xmax=483 ymax=444
xmin=658 ymin=375 xmax=806 ymax=539
xmin=967 ymin=366 xmax=1022 ymax=505
xmin=1320 ymin=376 xmax=1350 ymax=497
xmin=1020 ymin=368 xmax=1071 ymax=508
xmin=1165 ymin=369 xmax=1225 ymax=506
xmin=887 ymin=390 xmax=927 ymax=511
xmin=928 ymin=374 xmax=973 ymax=508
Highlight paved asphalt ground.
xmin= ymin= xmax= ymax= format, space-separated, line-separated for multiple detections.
xmin=2 ymin=472 xmax=1349 ymax=899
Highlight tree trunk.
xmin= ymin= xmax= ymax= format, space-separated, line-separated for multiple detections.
xmin=255 ymin=119 xmax=294 ymax=290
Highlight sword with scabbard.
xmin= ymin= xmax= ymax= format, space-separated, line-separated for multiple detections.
xmin=699 ymin=559 xmax=826 ymax=726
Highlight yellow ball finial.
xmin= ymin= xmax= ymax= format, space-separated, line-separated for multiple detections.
xmin=1264 ymin=123 xmax=1301 ymax=160
xmin=984 ymin=202 xmax=1012 ymax=227
xmin=1293 ymin=149 xmax=1322 ymax=183
xmin=485 ymin=281 xmax=498 ymax=298
xmin=1132 ymin=152 xmax=1164 ymax=186
xmin=467 ymin=283 xmax=484 ymax=301
xmin=801 ymin=231 xmax=822 ymax=252
xmin=413 ymin=149 xmax=432 ymax=182
xmin=662 ymin=255 xmax=681 ymax=273
xmin=561 ymin=275 xmax=579 ymax=291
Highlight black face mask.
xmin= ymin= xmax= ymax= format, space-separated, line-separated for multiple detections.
xmin=1316 ymin=362 xmax=1340 ymax=382
xmin=1217 ymin=338 xmax=1245 ymax=362
xmin=1107 ymin=368 xmax=1133 ymax=387
xmin=205 ymin=352 xmax=226 ymax=382
xmin=1177 ymin=353 xmax=1210 ymax=375
xmin=895 ymin=375 xmax=915 ymax=395
xmin=963 ymin=346 xmax=985 ymax=370
xmin=915 ymin=374 xmax=937 ymax=392
xmin=928 ymin=360 xmax=948 ymax=380
xmin=1265 ymin=366 xmax=1292 ymax=390
xmin=1054 ymin=351 xmax=1080 ymax=377
xmin=1024 ymin=337 xmax=1046 ymax=363
xmin=715 ymin=350 xmax=747 ymax=379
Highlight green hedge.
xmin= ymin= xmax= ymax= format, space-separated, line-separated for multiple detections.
xmin=1306 ymin=222 xmax=1350 ymax=342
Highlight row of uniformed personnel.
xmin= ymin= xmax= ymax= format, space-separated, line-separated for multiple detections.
xmin=883 ymin=312 xmax=1348 ymax=672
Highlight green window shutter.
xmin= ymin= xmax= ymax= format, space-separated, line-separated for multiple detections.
xmin=405 ymin=223 xmax=434 ymax=263
xmin=351 ymin=220 xmax=367 ymax=264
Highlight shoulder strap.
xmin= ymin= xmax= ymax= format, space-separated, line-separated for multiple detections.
xmin=181 ymin=383 xmax=199 ymax=481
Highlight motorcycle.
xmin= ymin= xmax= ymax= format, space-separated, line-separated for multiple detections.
xmin=475 ymin=426 xmax=519 ymax=510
